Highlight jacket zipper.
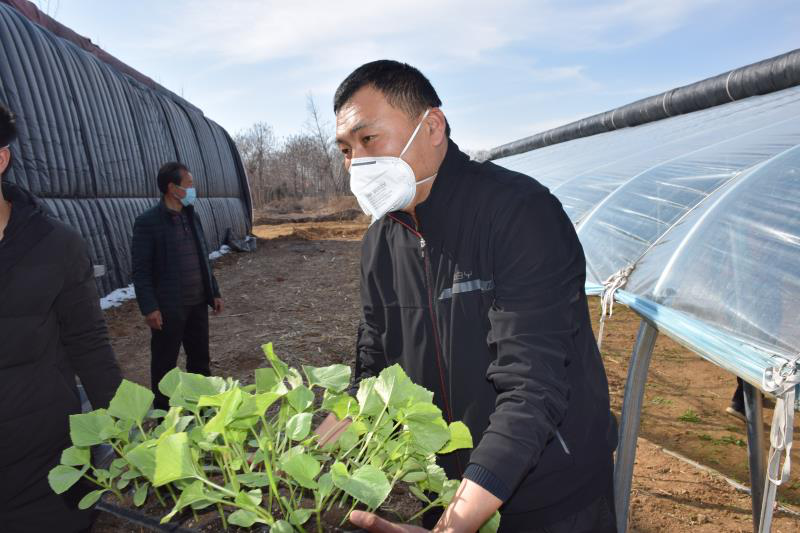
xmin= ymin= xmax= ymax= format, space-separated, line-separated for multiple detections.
xmin=387 ymin=215 xmax=455 ymax=424
xmin=420 ymin=237 xmax=455 ymax=425
xmin=388 ymin=214 xmax=462 ymax=474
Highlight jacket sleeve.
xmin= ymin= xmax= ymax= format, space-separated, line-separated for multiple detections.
xmin=465 ymin=192 xmax=581 ymax=500
xmin=354 ymin=235 xmax=389 ymax=387
xmin=55 ymin=233 xmax=123 ymax=409
xmin=131 ymin=215 xmax=159 ymax=316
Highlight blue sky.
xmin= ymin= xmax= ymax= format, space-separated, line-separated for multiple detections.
xmin=42 ymin=0 xmax=799 ymax=151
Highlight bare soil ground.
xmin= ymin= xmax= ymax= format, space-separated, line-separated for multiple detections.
xmin=96 ymin=210 xmax=800 ymax=532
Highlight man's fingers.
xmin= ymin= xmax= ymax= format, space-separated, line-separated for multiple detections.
xmin=349 ymin=511 xmax=401 ymax=533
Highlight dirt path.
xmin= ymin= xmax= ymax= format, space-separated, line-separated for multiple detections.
xmin=98 ymin=219 xmax=800 ymax=532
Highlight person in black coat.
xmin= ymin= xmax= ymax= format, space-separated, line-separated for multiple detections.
xmin=336 ymin=61 xmax=617 ymax=533
xmin=131 ymin=162 xmax=223 ymax=410
xmin=0 ymin=105 xmax=123 ymax=532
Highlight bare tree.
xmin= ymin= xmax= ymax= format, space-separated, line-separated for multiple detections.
xmin=305 ymin=92 xmax=345 ymax=195
xmin=233 ymin=100 xmax=350 ymax=209
xmin=234 ymin=122 xmax=278 ymax=206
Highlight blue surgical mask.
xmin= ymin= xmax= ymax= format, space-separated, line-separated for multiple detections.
xmin=176 ymin=185 xmax=197 ymax=207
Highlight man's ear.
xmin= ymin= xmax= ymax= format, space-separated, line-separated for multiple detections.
xmin=427 ymin=108 xmax=447 ymax=147
xmin=0 ymin=148 xmax=10 ymax=175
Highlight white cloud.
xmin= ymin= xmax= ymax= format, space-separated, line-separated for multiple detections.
xmin=146 ymin=0 xmax=727 ymax=69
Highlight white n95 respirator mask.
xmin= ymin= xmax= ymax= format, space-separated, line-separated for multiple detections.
xmin=349 ymin=109 xmax=435 ymax=221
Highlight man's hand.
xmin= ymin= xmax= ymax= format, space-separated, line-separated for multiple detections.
xmin=349 ymin=511 xmax=429 ymax=533
xmin=145 ymin=310 xmax=163 ymax=330
xmin=213 ymin=298 xmax=224 ymax=315
xmin=351 ymin=478 xmax=502 ymax=533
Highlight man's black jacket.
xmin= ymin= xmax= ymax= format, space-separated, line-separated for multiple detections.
xmin=131 ymin=200 xmax=221 ymax=316
xmin=356 ymin=141 xmax=618 ymax=518
xmin=0 ymin=182 xmax=122 ymax=531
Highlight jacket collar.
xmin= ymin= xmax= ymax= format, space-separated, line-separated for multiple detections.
xmin=0 ymin=181 xmax=55 ymax=283
xmin=158 ymin=197 xmax=195 ymax=219
xmin=413 ymin=139 xmax=470 ymax=241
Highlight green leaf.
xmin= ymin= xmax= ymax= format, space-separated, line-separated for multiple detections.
xmin=401 ymin=470 xmax=427 ymax=483
xmin=438 ymin=421 xmax=473 ymax=454
xmin=108 ymin=379 xmax=155 ymax=424
xmin=231 ymin=391 xmax=283 ymax=432
xmin=289 ymin=508 xmax=313 ymax=526
xmin=125 ymin=442 xmax=157 ymax=480
xmin=203 ymin=387 xmax=244 ymax=434
xmin=403 ymin=403 xmax=450 ymax=453
xmin=254 ymin=367 xmax=280 ymax=393
xmin=303 ymin=364 xmax=351 ymax=393
xmin=78 ymin=489 xmax=106 ymax=510
xmin=178 ymin=372 xmax=226 ymax=402
xmin=153 ymin=433 xmax=197 ymax=486
xmin=235 ymin=488 xmax=263 ymax=508
xmin=408 ymin=485 xmax=430 ymax=503
xmin=321 ymin=391 xmax=359 ymax=420
xmin=479 ymin=511 xmax=501 ymax=533
xmin=134 ymin=482 xmax=149 ymax=507
xmin=279 ymin=446 xmax=320 ymax=489
xmin=61 ymin=446 xmax=90 ymax=467
xmin=330 ymin=462 xmax=391 ymax=510
xmin=375 ymin=364 xmax=432 ymax=410
xmin=228 ymin=509 xmax=258 ymax=527
xmin=285 ymin=385 xmax=314 ymax=413
xmin=287 ymin=367 xmax=305 ymax=389
xmin=48 ymin=464 xmax=88 ymax=494
xmin=158 ymin=368 xmax=181 ymax=398
xmin=270 ymin=520 xmax=294 ymax=533
xmin=356 ymin=377 xmax=383 ymax=417
xmin=262 ymin=343 xmax=289 ymax=380
xmin=69 ymin=409 xmax=116 ymax=446
xmin=423 ymin=463 xmax=446 ymax=493
xmin=439 ymin=479 xmax=460 ymax=504
xmin=316 ymin=472 xmax=333 ymax=503
xmin=237 ymin=472 xmax=271 ymax=487
xmin=286 ymin=412 xmax=313 ymax=441
xmin=161 ymin=480 xmax=210 ymax=523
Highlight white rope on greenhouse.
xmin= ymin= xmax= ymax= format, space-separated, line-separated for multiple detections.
xmin=759 ymin=353 xmax=800 ymax=533
xmin=597 ymin=265 xmax=633 ymax=351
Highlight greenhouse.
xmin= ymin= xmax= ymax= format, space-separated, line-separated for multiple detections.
xmin=492 ymin=49 xmax=800 ymax=533
xmin=0 ymin=0 xmax=252 ymax=295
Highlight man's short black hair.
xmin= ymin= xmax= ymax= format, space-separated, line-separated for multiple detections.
xmin=157 ymin=162 xmax=189 ymax=195
xmin=0 ymin=103 xmax=18 ymax=147
xmin=333 ymin=60 xmax=450 ymax=137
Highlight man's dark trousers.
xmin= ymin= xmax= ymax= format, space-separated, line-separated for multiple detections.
xmin=151 ymin=303 xmax=211 ymax=409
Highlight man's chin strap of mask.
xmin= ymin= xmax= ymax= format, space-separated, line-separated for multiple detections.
xmin=759 ymin=352 xmax=800 ymax=533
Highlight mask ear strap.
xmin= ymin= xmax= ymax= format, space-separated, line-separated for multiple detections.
xmin=399 ymin=109 xmax=431 ymax=158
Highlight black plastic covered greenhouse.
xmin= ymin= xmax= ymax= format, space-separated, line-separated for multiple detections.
xmin=0 ymin=0 xmax=252 ymax=296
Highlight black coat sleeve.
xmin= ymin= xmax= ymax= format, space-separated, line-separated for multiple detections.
xmin=354 ymin=233 xmax=389 ymax=385
xmin=55 ymin=232 xmax=123 ymax=409
xmin=467 ymin=192 xmax=582 ymax=497
xmin=131 ymin=215 xmax=159 ymax=316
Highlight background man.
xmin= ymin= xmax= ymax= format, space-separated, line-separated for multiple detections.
xmin=132 ymin=162 xmax=223 ymax=410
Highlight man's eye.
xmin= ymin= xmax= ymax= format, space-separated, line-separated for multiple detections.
xmin=362 ymin=135 xmax=375 ymax=145
xmin=340 ymin=147 xmax=351 ymax=157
